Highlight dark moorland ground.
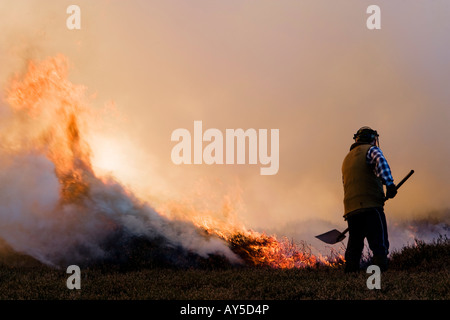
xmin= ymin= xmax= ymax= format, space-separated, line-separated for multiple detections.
xmin=0 ymin=236 xmax=448 ymax=301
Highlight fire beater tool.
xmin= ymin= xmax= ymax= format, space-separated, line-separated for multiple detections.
xmin=315 ymin=169 xmax=415 ymax=244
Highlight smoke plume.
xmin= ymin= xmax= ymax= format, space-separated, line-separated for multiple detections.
xmin=0 ymin=55 xmax=240 ymax=267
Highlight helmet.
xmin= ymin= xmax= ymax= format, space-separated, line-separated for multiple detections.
xmin=353 ymin=126 xmax=379 ymax=143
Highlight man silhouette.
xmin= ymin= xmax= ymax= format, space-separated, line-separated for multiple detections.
xmin=342 ymin=127 xmax=397 ymax=272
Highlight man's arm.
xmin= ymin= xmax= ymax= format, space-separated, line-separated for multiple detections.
xmin=366 ymin=146 xmax=394 ymax=186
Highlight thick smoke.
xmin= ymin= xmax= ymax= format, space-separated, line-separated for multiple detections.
xmin=0 ymin=56 xmax=240 ymax=267
xmin=388 ymin=211 xmax=450 ymax=250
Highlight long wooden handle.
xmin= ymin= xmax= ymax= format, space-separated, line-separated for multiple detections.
xmin=395 ymin=170 xmax=415 ymax=190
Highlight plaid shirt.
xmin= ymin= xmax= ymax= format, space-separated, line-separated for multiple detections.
xmin=367 ymin=146 xmax=394 ymax=186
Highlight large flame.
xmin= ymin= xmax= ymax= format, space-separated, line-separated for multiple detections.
xmin=0 ymin=55 xmax=343 ymax=268
xmin=6 ymin=55 xmax=93 ymax=203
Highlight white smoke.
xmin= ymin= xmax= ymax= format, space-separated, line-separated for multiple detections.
xmin=0 ymin=56 xmax=241 ymax=268
xmin=0 ymin=148 xmax=241 ymax=266
xmin=0 ymin=151 xmax=60 ymax=265
xmin=388 ymin=213 xmax=450 ymax=251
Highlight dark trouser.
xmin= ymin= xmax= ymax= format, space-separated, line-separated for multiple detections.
xmin=344 ymin=207 xmax=389 ymax=272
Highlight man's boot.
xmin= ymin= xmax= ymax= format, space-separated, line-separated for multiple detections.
xmin=372 ymin=255 xmax=388 ymax=272
xmin=344 ymin=260 xmax=360 ymax=273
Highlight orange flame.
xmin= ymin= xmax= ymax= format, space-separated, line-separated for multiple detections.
xmin=3 ymin=55 xmax=344 ymax=268
xmin=159 ymin=198 xmax=345 ymax=268
xmin=6 ymin=55 xmax=94 ymax=203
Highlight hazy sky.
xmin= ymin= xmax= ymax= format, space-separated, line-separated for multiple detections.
xmin=1 ymin=0 xmax=450 ymax=236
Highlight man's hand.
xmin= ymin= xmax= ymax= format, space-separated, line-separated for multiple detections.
xmin=386 ymin=184 xmax=397 ymax=199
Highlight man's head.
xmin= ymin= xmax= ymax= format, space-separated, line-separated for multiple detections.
xmin=353 ymin=126 xmax=379 ymax=146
